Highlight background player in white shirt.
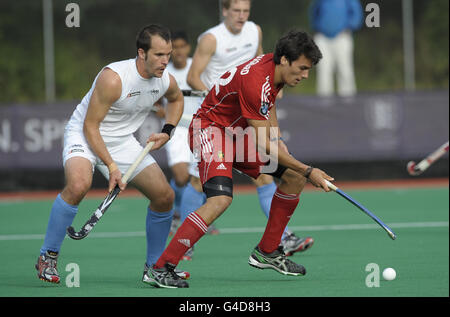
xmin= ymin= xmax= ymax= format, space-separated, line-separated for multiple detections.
xmin=36 ymin=24 xmax=189 ymax=284
xmin=186 ymin=0 xmax=314 ymax=256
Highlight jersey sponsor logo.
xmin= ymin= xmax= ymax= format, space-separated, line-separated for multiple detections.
xmin=216 ymin=163 xmax=227 ymax=170
xmin=69 ymin=148 xmax=84 ymax=154
xmin=127 ymin=91 xmax=141 ymax=98
xmin=225 ymin=47 xmax=237 ymax=53
xmin=68 ymin=144 xmax=85 ymax=154
xmin=147 ymin=89 xmax=160 ymax=95
xmin=260 ymin=76 xmax=272 ymax=117
xmin=260 ymin=102 xmax=270 ymax=116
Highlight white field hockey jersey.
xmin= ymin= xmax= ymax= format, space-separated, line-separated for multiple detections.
xmin=167 ymin=58 xmax=201 ymax=117
xmin=66 ymin=58 xmax=170 ymax=137
xmin=199 ymin=21 xmax=259 ymax=89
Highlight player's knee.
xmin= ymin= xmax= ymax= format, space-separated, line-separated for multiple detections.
xmin=253 ymin=174 xmax=274 ymax=187
xmin=63 ymin=179 xmax=91 ymax=205
xmin=174 ymin=173 xmax=190 ymax=187
xmin=203 ymin=176 xmax=233 ymax=199
xmin=214 ymin=195 xmax=233 ymax=210
xmin=156 ymin=188 xmax=175 ymax=211
xmin=190 ymin=176 xmax=203 ymax=192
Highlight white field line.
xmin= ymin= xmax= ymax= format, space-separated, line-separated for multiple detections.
xmin=0 ymin=221 xmax=447 ymax=241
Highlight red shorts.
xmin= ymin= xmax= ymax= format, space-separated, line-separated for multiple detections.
xmin=189 ymin=125 xmax=274 ymax=185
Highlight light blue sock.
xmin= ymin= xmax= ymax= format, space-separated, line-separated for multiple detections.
xmin=146 ymin=208 xmax=174 ymax=267
xmin=40 ymin=193 xmax=78 ymax=255
xmin=179 ymin=182 xmax=206 ymax=223
xmin=257 ymin=182 xmax=290 ymax=239
xmin=170 ymin=178 xmax=187 ymax=212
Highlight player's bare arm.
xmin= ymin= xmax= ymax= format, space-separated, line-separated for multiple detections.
xmin=247 ymin=118 xmax=333 ymax=191
xmin=187 ymin=33 xmax=216 ymax=91
xmin=146 ymin=74 xmax=184 ymax=150
xmin=164 ymin=74 xmax=184 ymax=126
xmin=152 ymin=98 xmax=166 ymax=119
xmin=83 ymin=68 xmax=125 ymax=191
xmin=256 ymin=24 xmax=263 ymax=56
xmin=268 ymin=104 xmax=289 ymax=154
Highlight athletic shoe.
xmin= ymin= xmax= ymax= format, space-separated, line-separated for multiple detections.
xmin=35 ymin=250 xmax=60 ymax=283
xmin=248 ymin=246 xmax=306 ymax=276
xmin=143 ymin=263 xmax=190 ymax=281
xmin=142 ymin=263 xmax=189 ymax=289
xmin=181 ymin=247 xmax=194 ymax=261
xmin=207 ymin=224 xmax=220 ymax=235
xmin=281 ymin=231 xmax=314 ymax=256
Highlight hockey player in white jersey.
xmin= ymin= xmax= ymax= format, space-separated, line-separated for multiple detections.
xmin=36 ymin=24 xmax=190 ymax=285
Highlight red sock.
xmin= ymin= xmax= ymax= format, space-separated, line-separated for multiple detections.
xmin=154 ymin=212 xmax=208 ymax=268
xmin=258 ymin=188 xmax=300 ymax=254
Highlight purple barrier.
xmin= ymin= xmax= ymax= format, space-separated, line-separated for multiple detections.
xmin=0 ymin=91 xmax=448 ymax=169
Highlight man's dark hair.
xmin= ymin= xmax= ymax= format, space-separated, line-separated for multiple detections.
xmin=136 ymin=24 xmax=171 ymax=54
xmin=273 ymin=30 xmax=322 ymax=65
xmin=171 ymin=30 xmax=189 ymax=44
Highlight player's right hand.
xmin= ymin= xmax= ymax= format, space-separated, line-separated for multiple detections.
xmin=146 ymin=132 xmax=170 ymax=151
xmin=308 ymin=168 xmax=334 ymax=192
xmin=109 ymin=169 xmax=125 ymax=192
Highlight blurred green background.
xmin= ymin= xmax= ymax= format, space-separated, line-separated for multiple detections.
xmin=0 ymin=0 xmax=448 ymax=103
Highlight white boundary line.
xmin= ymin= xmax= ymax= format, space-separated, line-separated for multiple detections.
xmin=0 ymin=221 xmax=447 ymax=241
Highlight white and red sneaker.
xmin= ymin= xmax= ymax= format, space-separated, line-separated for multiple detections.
xmin=35 ymin=251 xmax=60 ymax=284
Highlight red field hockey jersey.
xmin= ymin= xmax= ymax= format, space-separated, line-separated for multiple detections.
xmin=193 ymin=53 xmax=282 ymax=130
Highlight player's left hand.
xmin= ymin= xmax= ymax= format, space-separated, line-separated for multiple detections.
xmin=146 ymin=133 xmax=170 ymax=151
xmin=308 ymin=168 xmax=334 ymax=192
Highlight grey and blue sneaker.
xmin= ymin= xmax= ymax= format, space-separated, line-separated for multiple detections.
xmin=248 ymin=246 xmax=306 ymax=276
xmin=281 ymin=231 xmax=314 ymax=256
xmin=181 ymin=247 xmax=194 ymax=261
xmin=142 ymin=263 xmax=189 ymax=289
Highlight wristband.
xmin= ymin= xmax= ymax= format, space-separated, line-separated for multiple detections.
xmin=108 ymin=162 xmax=118 ymax=173
xmin=161 ymin=124 xmax=175 ymax=139
xmin=304 ymin=166 xmax=314 ymax=179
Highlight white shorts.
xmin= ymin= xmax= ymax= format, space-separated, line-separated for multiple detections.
xmin=63 ymin=129 xmax=156 ymax=182
xmin=165 ymin=126 xmax=200 ymax=178
xmin=189 ymin=161 xmax=200 ymax=178
xmin=165 ymin=126 xmax=194 ymax=167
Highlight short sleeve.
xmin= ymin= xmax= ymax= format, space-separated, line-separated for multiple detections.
xmin=238 ymin=75 xmax=270 ymax=121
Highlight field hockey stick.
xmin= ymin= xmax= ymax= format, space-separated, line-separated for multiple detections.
xmin=66 ymin=141 xmax=155 ymax=240
xmin=324 ymin=180 xmax=397 ymax=240
xmin=407 ymin=141 xmax=449 ymax=176
xmin=181 ymin=89 xmax=208 ymax=97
